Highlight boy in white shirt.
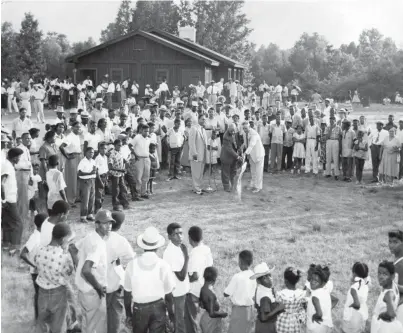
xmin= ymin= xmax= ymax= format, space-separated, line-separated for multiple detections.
xmin=163 ymin=223 xmax=190 ymax=333
xmin=185 ymin=226 xmax=213 ymax=333
xmin=19 ymin=213 xmax=48 ymax=319
xmin=224 ymin=250 xmax=256 ymax=333
xmin=94 ymin=143 xmax=108 ymax=213
xmin=77 ymin=147 xmax=97 ymax=223
xmin=28 ymin=163 xmax=42 ymax=216
xmin=46 ymin=155 xmax=67 ymax=215
xmin=167 ymin=119 xmax=184 ymax=181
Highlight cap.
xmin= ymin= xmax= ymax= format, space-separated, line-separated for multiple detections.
xmin=56 ymin=106 xmax=64 ymax=113
xmin=321 ymin=119 xmax=327 ymax=124
xmin=325 ymin=98 xmax=330 ymax=102
xmin=399 ymin=118 xmax=403 ymax=122
xmin=191 ymin=101 xmax=198 ymax=107
xmin=177 ymin=100 xmax=184 ymax=104
xmin=96 ymin=98 xmax=103 ymax=103
xmin=69 ymin=108 xmax=78 ymax=114
xmin=95 ymin=209 xmax=115 ymax=223
xmin=285 ymin=117 xmax=292 ymax=123
xmin=118 ymin=133 xmax=127 ymax=140
xmin=81 ymin=111 xmax=90 ymax=118
xmin=146 ymin=84 xmax=151 ymax=88
xmin=215 ymin=101 xmax=222 ymax=106
xmin=111 ymin=211 xmax=125 ymax=230
xmin=159 ymin=105 xmax=167 ymax=111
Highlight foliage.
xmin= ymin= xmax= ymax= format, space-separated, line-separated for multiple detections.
xmin=1 ymin=22 xmax=18 ymax=78
xmin=100 ymin=0 xmax=132 ymax=43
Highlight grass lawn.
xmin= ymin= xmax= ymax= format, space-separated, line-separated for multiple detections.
xmin=1 ymin=103 xmax=403 ymax=333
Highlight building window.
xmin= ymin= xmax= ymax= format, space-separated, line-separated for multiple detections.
xmin=156 ymin=69 xmax=169 ymax=85
xmin=110 ymin=68 xmax=123 ymax=83
xmin=133 ymin=37 xmax=146 ymax=50
xmin=228 ymin=68 xmax=232 ymax=80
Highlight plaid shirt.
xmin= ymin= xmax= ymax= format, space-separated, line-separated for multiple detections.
xmin=108 ymin=149 xmax=125 ymax=177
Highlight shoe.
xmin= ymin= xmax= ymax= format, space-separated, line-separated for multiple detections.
xmin=195 ymin=190 xmax=203 ymax=195
xmin=252 ymin=188 xmax=261 ymax=193
xmin=152 ymin=181 xmax=157 ymax=185
xmin=133 ymin=197 xmax=144 ymax=202
xmin=173 ymin=176 xmax=181 ymax=180
xmin=346 ymin=178 xmax=352 ymax=182
xmin=166 ymin=177 xmax=173 ymax=182
xmin=123 ymin=205 xmax=131 ymax=210
xmin=86 ymin=215 xmax=95 ymax=221
xmin=80 ymin=217 xmax=88 ymax=223
xmin=325 ymin=175 xmax=331 ymax=178
xmin=334 ymin=176 xmax=339 ymax=180
xmin=371 ymin=179 xmax=379 ymax=183
xmin=141 ymin=195 xmax=150 ymax=199
xmin=355 ymin=181 xmax=360 ymax=185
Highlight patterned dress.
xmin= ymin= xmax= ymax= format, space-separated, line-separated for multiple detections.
xmin=319 ymin=131 xmax=327 ymax=164
xmin=276 ymin=289 xmax=307 ymax=333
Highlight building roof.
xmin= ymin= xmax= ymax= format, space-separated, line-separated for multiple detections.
xmin=148 ymin=29 xmax=247 ymax=69
xmin=65 ymin=29 xmax=244 ymax=69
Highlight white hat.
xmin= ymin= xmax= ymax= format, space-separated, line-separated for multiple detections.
xmin=96 ymin=98 xmax=103 ymax=103
xmin=191 ymin=101 xmax=198 ymax=107
xmin=81 ymin=110 xmax=90 ymax=117
xmin=56 ymin=106 xmax=64 ymax=113
xmin=137 ymin=227 xmax=165 ymax=250
xmin=250 ymin=263 xmax=275 ymax=280
xmin=399 ymin=118 xmax=403 ymax=122
xmin=70 ymin=108 xmax=78 ymax=114
xmin=159 ymin=105 xmax=167 ymax=111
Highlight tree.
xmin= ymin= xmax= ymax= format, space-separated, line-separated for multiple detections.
xmin=71 ymin=37 xmax=96 ymax=55
xmin=1 ymin=22 xmax=18 ymax=78
xmin=16 ymin=13 xmax=43 ymax=77
xmin=178 ymin=0 xmax=195 ymax=27
xmin=100 ymin=0 xmax=132 ymax=42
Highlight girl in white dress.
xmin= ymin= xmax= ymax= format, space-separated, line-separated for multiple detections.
xmin=342 ymin=262 xmax=370 ymax=333
xmin=20 ymin=86 xmax=32 ymax=117
xmin=306 ymin=265 xmax=333 ymax=333
xmin=371 ymin=261 xmax=403 ymax=333
xmin=292 ymin=125 xmax=306 ymax=174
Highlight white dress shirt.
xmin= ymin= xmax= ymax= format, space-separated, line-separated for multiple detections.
xmin=371 ymin=129 xmax=389 ymax=146
xmin=75 ymin=231 xmax=108 ymax=292
xmin=130 ymin=134 xmax=150 ymax=157
xmin=258 ymin=123 xmax=271 ymax=145
xmin=188 ymin=243 xmax=213 ymax=297
xmin=159 ymin=82 xmax=169 ymax=92
xmin=1 ymin=159 xmax=18 ymax=203
xmin=167 ymin=128 xmax=184 ymax=148
xmin=77 ymin=157 xmax=96 ymax=179
xmin=46 ymin=169 xmax=66 ymax=210
xmin=63 ymin=133 xmax=81 ymax=154
xmin=163 ymin=241 xmax=190 ymax=297
xmin=95 ymin=154 xmax=109 ymax=175
xmin=124 ymin=251 xmax=176 ymax=303
xmin=107 ymin=82 xmax=115 ymax=93
xmin=15 ymin=144 xmax=32 ymax=172
xmin=12 ymin=118 xmax=33 ymax=138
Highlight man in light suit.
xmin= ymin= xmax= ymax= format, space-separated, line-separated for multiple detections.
xmin=189 ymin=114 xmax=207 ymax=195
xmin=242 ymin=121 xmax=265 ymax=193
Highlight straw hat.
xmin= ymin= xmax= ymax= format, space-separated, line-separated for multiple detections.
xmin=250 ymin=263 xmax=275 ymax=280
xmin=137 ymin=227 xmax=165 ymax=250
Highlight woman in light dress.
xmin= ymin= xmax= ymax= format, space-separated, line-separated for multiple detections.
xmin=19 ymin=86 xmax=32 ymax=118
xmin=352 ymin=89 xmax=361 ymax=108
xmin=292 ymin=125 xmax=306 ymax=174
xmin=379 ymin=127 xmax=401 ymax=185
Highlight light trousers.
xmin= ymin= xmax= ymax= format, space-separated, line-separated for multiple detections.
xmin=79 ymin=289 xmax=107 ymax=333
xmin=64 ymin=155 xmax=80 ymax=205
xmin=305 ymin=139 xmax=318 ymax=174
xmin=33 ymin=100 xmax=45 ymax=123
xmin=208 ymin=94 xmax=217 ymax=106
xmin=249 ymin=158 xmax=264 ymax=190
xmin=190 ymin=160 xmax=205 ymax=191
xmin=325 ymin=140 xmax=340 ymax=176
xmin=270 ymin=143 xmax=283 ymax=171
xmin=133 ymin=157 xmax=151 ymax=196
xmin=7 ymin=95 xmax=18 ymax=113
xmin=16 ymin=170 xmax=30 ymax=221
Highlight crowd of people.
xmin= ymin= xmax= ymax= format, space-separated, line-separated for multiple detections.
xmin=1 ymin=75 xmax=403 ymax=332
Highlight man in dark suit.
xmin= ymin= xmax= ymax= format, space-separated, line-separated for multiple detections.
xmin=220 ymin=124 xmax=242 ymax=192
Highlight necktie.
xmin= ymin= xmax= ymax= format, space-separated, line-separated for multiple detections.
xmin=375 ymin=132 xmax=380 ymax=143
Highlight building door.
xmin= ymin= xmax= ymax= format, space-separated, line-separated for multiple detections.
xmin=181 ymin=69 xmax=202 ymax=89
xmin=79 ymin=69 xmax=97 ymax=86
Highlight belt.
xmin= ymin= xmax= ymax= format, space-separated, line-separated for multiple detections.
xmin=329 ymin=139 xmax=339 ymax=141
xmin=133 ymin=298 xmax=163 ymax=307
xmin=136 ymin=156 xmax=149 ymax=159
xmin=16 ymin=169 xmax=31 ymax=172
xmin=307 ymin=138 xmax=316 ymax=140
xmin=34 ymin=99 xmax=42 ymax=101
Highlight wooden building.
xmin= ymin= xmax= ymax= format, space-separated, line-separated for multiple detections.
xmin=65 ymin=28 xmax=246 ymax=95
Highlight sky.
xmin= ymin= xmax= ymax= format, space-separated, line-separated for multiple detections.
xmin=1 ymin=0 xmax=403 ymax=50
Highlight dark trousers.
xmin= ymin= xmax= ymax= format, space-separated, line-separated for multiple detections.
xmin=132 ymin=299 xmax=166 ymax=333
xmin=371 ymin=144 xmax=381 ymax=181
xmin=161 ymin=138 xmax=169 ymax=169
xmin=342 ymin=156 xmax=353 ymax=178
xmin=169 ymin=147 xmax=182 ymax=177
xmin=184 ymin=293 xmax=200 ymax=333
xmin=94 ymin=174 xmax=107 ymax=213
xmin=174 ymin=295 xmax=186 ymax=333
xmin=107 ymin=289 xmax=124 ymax=333
xmin=111 ymin=175 xmax=129 ymax=209
xmin=32 ymin=273 xmax=39 ymax=319
xmin=221 ymin=161 xmax=237 ymax=191
xmin=1 ymin=202 xmax=23 ymax=246
xmin=356 ymin=158 xmax=365 ymax=182
xmin=125 ymin=172 xmax=137 ymax=200
xmin=79 ymin=178 xmax=95 ymax=217
xmin=282 ymin=146 xmax=294 ymax=170
xmin=263 ymin=144 xmax=270 ymax=171
xmin=399 ymin=149 xmax=403 ymax=179
xmin=219 ymin=133 xmax=224 ymax=145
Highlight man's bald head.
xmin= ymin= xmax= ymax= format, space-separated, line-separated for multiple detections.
xmin=228 ymin=123 xmax=236 ymax=135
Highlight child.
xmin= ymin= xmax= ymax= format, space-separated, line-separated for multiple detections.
xmin=28 ymin=163 xmax=42 ymax=217
xmin=199 ymin=267 xmax=228 ymax=333
xmin=186 ymin=226 xmax=214 ymax=333
xmin=388 ymin=230 xmax=403 ymax=325
xmin=342 ymin=262 xmax=370 ymax=333
xmin=250 ymin=262 xmax=284 ymax=333
xmin=370 ymin=261 xmax=403 ymax=333
xmin=77 ymin=147 xmax=97 ymax=223
xmin=20 ymin=213 xmax=48 ymax=320
xmin=224 ymin=250 xmax=256 ymax=333
xmin=306 ymin=265 xmax=333 ymax=333
xmin=292 ymin=125 xmax=306 ymax=174
xmin=94 ymin=142 xmax=108 ymax=213
xmin=276 ymin=267 xmax=307 ymax=333
xmin=205 ymin=130 xmax=221 ymax=176
xmin=305 ymin=264 xmax=336 ymax=303
xmin=148 ymin=143 xmax=158 ymax=195
xmin=46 ymin=154 xmax=67 ymax=215
xmin=353 ymin=130 xmax=368 ymax=185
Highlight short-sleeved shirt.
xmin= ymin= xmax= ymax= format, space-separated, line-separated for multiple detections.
xmin=1 ymin=159 xmax=17 ymax=203
xmin=270 ymin=123 xmax=286 ymax=144
xmin=130 ymin=135 xmax=151 ymax=157
xmin=124 ymin=251 xmax=176 ymax=304
xmin=24 ymin=229 xmax=41 ymax=274
xmin=95 ymin=154 xmax=109 ymax=175
xmin=12 ymin=118 xmax=33 ymax=138
xmin=77 ymin=158 xmax=96 ymax=179
xmin=325 ymin=125 xmax=342 ymax=140
xmin=40 ymin=219 xmax=54 ymax=247
xmin=108 ymin=149 xmax=125 ymax=177
xmin=284 ymin=127 xmax=295 ymax=147
xmin=85 ymin=132 xmax=101 ymax=151
xmin=258 ymin=123 xmax=271 ymax=145
xmin=188 ymin=243 xmax=213 ymax=297
xmin=224 ymin=269 xmax=256 ymax=306
xmin=305 ymin=123 xmax=320 ymax=139
xmin=46 ymin=169 xmax=66 ymax=209
xmin=342 ymin=129 xmax=356 ymax=157
xmin=75 ymin=231 xmax=108 ymax=292
xmin=34 ymin=245 xmax=74 ymax=289
xmin=163 ymin=242 xmax=190 ymax=297
xmin=28 ymin=174 xmax=42 ymax=199
xmin=91 ymin=108 xmax=108 ymax=124
xmin=63 ymin=133 xmax=81 ymax=154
